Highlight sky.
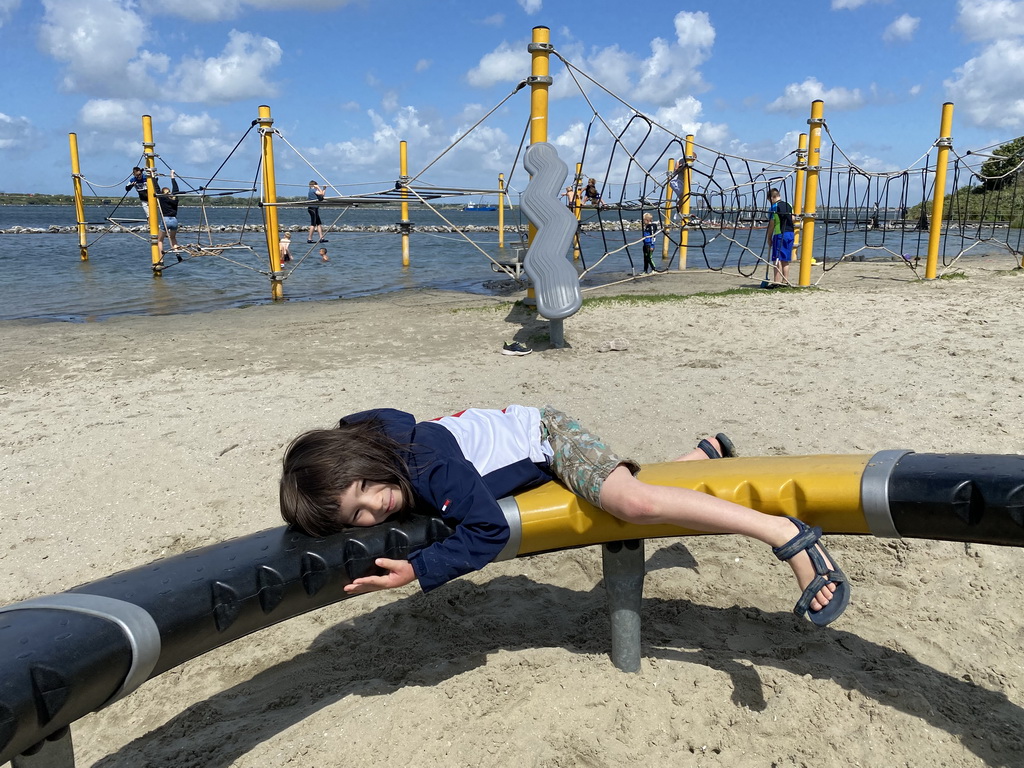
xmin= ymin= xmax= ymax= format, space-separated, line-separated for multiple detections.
xmin=1 ymin=0 xmax=1023 ymax=200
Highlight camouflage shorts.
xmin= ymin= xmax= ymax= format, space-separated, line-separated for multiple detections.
xmin=539 ymin=405 xmax=640 ymax=507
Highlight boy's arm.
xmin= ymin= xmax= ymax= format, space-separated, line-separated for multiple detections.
xmin=409 ymin=458 xmax=512 ymax=591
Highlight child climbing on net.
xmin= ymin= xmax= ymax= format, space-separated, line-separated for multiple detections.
xmin=280 ymin=404 xmax=849 ymax=625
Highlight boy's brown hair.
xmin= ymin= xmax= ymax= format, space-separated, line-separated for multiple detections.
xmin=280 ymin=417 xmax=414 ymax=537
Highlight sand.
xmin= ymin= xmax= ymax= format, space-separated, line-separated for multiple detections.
xmin=3 ymin=253 xmax=1024 ymax=767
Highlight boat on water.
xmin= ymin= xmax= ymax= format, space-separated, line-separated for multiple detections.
xmin=463 ymin=202 xmax=497 ymax=211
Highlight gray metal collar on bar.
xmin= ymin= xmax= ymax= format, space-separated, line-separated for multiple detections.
xmin=0 ymin=594 xmax=161 ymax=706
xmin=861 ymin=449 xmax=913 ymax=539
xmin=494 ymin=495 xmax=522 ymax=561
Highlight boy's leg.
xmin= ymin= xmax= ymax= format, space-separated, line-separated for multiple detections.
xmin=598 ymin=467 xmax=839 ymax=612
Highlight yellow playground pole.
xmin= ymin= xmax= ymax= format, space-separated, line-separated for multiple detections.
xmin=68 ymin=133 xmax=89 ymax=261
xmin=257 ymin=105 xmax=284 ymax=300
xmin=498 ymin=173 xmax=506 ymax=249
xmin=527 ymin=25 xmax=552 ymax=246
xmin=662 ymin=157 xmax=675 ymax=262
xmin=400 ymin=140 xmax=410 ymax=267
xmin=524 ymin=25 xmax=552 ymax=305
xmin=792 ymin=132 xmax=808 ymax=254
xmin=572 ymin=162 xmax=583 ymax=261
xmin=798 ymin=100 xmax=824 ymax=287
xmin=141 ymin=116 xmax=162 ymax=274
xmin=925 ymin=102 xmax=955 ymax=280
xmin=677 ymin=134 xmax=694 ymax=271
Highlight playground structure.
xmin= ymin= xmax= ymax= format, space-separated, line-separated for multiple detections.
xmin=17 ymin=24 xmax=1024 ymax=767
xmin=4 ymin=448 xmax=1024 ymax=766
xmin=67 ymin=30 xmax=1024 ymax=314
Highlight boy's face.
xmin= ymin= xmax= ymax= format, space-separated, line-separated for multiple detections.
xmin=336 ymin=480 xmax=404 ymax=527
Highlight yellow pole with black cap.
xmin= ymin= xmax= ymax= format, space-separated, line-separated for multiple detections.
xmin=69 ymin=133 xmax=89 ymax=261
xmin=257 ymin=105 xmax=284 ymax=300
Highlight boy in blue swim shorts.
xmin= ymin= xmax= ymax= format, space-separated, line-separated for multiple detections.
xmin=767 ymin=187 xmax=795 ymax=286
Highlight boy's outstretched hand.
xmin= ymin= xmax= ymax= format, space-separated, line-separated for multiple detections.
xmin=344 ymin=558 xmax=416 ymax=594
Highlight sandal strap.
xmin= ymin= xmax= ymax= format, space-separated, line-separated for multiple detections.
xmin=696 ymin=438 xmax=721 ymax=460
xmin=772 ymin=518 xmax=823 ymax=562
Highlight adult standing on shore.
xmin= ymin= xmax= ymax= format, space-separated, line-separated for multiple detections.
xmin=306 ymin=181 xmax=327 ymax=243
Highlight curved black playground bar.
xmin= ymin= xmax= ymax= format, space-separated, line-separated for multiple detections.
xmin=3 ymin=450 xmax=1024 ymax=765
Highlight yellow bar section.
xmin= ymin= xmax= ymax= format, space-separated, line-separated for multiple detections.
xmin=513 ymin=455 xmax=872 ymax=556
xmin=258 ymin=106 xmax=284 ymax=300
xmin=797 ymin=100 xmax=823 ymax=287
xmin=400 ymin=140 xmax=410 ymax=267
xmin=678 ymin=135 xmax=694 ymax=270
xmin=925 ymin=102 xmax=955 ymax=280
xmin=497 ymin=173 xmax=506 ymax=249
xmin=142 ymin=116 xmax=162 ymax=274
xmin=526 ymin=25 xmax=552 ymax=252
xmin=68 ymin=133 xmax=89 ymax=261
xmin=572 ymin=162 xmax=583 ymax=261
xmin=792 ymin=132 xmax=808 ymax=253
xmin=662 ymin=157 xmax=675 ymax=262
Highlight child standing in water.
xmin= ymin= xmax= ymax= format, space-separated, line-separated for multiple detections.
xmin=280 ymin=405 xmax=849 ymax=625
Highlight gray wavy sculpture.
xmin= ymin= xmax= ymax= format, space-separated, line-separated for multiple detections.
xmin=520 ymin=142 xmax=582 ymax=323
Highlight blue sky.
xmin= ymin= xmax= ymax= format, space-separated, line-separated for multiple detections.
xmin=1 ymin=0 xmax=1022 ymax=199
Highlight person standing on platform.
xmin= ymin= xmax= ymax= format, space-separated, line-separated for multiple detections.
xmin=156 ymin=170 xmax=181 ymax=261
xmin=126 ymin=166 xmax=150 ymax=216
xmin=307 ymin=181 xmax=327 ymax=243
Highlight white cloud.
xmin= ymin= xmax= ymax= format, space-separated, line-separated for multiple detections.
xmin=766 ymin=77 xmax=865 ymax=112
xmin=466 ymin=41 xmax=527 ymax=88
xmin=0 ymin=0 xmax=20 ymax=28
xmin=517 ymin=0 xmax=541 ymax=13
xmin=0 ymin=112 xmax=35 ymax=150
xmin=467 ymin=10 xmax=714 ymax=109
xmin=173 ymin=30 xmax=282 ymax=104
xmin=831 ymin=0 xmax=884 ymax=9
xmin=415 ymin=59 xmax=432 ymax=73
xmin=946 ymin=38 xmax=1024 ymax=128
xmin=79 ymin=99 xmax=154 ymax=133
xmin=39 ymin=0 xmax=166 ymax=97
xmin=883 ymin=14 xmax=920 ymax=42
xmin=633 ymin=11 xmax=715 ymax=105
xmin=957 ymin=0 xmax=1024 ymax=41
xmin=140 ymin=0 xmax=357 ymax=22
xmin=169 ymin=112 xmax=222 ymax=137
xmin=479 ymin=13 xmax=504 ymax=26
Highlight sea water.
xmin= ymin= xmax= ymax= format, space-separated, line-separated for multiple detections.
xmin=0 ymin=204 xmax=1004 ymax=322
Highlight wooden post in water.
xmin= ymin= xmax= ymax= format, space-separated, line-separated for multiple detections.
xmin=141 ymin=116 xmax=162 ymax=275
xmin=68 ymin=133 xmax=89 ymax=261
xmin=797 ymin=100 xmax=824 ymax=287
xmin=925 ymin=102 xmax=955 ymax=280
xmin=399 ymin=140 xmax=411 ymax=267
xmin=257 ymin=105 xmax=284 ymax=300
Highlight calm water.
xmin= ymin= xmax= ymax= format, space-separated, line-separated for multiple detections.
xmin=0 ymin=204 xmax=1011 ymax=322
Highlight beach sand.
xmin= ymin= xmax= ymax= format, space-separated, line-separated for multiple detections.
xmin=3 ymin=253 xmax=1024 ymax=767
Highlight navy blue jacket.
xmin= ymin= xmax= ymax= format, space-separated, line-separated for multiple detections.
xmin=344 ymin=408 xmax=554 ymax=591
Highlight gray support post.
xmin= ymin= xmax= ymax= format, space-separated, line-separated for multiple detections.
xmin=549 ymin=318 xmax=565 ymax=348
xmin=601 ymin=539 xmax=645 ymax=672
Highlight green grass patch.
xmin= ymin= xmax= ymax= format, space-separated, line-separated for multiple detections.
xmin=939 ymin=271 xmax=968 ymax=280
xmin=581 ymin=286 xmax=787 ymax=308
